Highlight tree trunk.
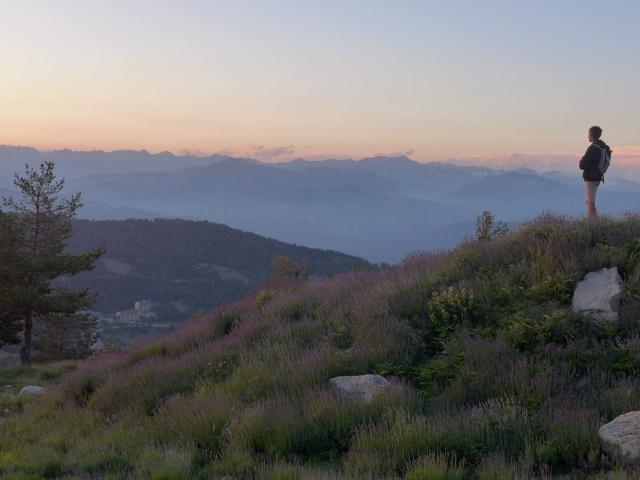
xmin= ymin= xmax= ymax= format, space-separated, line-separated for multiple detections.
xmin=20 ymin=311 xmax=33 ymax=365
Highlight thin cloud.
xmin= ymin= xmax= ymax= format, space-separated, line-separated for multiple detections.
xmin=177 ymin=148 xmax=210 ymax=157
xmin=614 ymin=146 xmax=640 ymax=157
xmin=370 ymin=148 xmax=415 ymax=158
xmin=248 ymin=144 xmax=296 ymax=161
xmin=212 ymin=148 xmax=236 ymax=156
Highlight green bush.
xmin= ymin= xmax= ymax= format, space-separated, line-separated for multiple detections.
xmin=404 ymin=453 xmax=466 ymax=480
xmin=203 ymin=448 xmax=254 ymax=478
xmin=263 ymin=464 xmax=304 ymax=480
xmin=344 ymin=410 xmax=430 ymax=477
xmin=32 ymin=459 xmax=69 ymax=479
xmin=277 ymin=300 xmax=309 ymax=322
xmin=413 ymin=287 xmax=480 ymax=358
xmin=256 ymin=289 xmax=279 ymax=309
xmin=211 ymin=312 xmax=240 ymax=337
xmin=476 ymin=454 xmax=533 ymax=480
xmin=77 ymin=453 xmax=132 ymax=475
xmin=535 ymin=407 xmax=602 ymax=470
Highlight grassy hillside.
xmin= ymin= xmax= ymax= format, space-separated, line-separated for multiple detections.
xmin=4 ymin=215 xmax=640 ymax=478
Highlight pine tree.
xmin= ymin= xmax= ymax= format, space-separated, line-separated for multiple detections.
xmin=476 ymin=210 xmax=509 ymax=242
xmin=0 ymin=211 xmax=24 ymax=346
xmin=2 ymin=161 xmax=104 ymax=364
xmin=33 ymin=312 xmax=100 ymax=362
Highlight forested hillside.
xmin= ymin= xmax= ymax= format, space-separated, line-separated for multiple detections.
xmin=61 ymin=218 xmax=371 ymax=314
xmin=5 ymin=215 xmax=640 ymax=478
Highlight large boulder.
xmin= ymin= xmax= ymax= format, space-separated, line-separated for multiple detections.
xmin=599 ymin=411 xmax=640 ymax=459
xmin=329 ymin=374 xmax=390 ymax=402
xmin=19 ymin=385 xmax=46 ymax=397
xmin=571 ymin=267 xmax=623 ymax=320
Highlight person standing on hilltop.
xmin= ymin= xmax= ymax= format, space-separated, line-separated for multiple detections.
xmin=579 ymin=125 xmax=612 ymax=218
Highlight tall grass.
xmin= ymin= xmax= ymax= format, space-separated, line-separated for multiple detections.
xmin=2 ymin=215 xmax=640 ymax=477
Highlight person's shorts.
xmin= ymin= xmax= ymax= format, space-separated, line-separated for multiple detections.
xmin=584 ymin=181 xmax=600 ymax=203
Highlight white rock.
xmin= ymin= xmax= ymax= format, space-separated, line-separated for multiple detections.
xmin=329 ymin=374 xmax=390 ymax=402
xmin=571 ymin=267 xmax=623 ymax=320
xmin=19 ymin=385 xmax=46 ymax=397
xmin=599 ymin=411 xmax=640 ymax=459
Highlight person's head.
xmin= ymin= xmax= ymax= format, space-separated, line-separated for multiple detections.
xmin=588 ymin=125 xmax=603 ymax=142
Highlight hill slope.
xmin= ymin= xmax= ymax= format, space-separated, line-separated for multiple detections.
xmin=4 ymin=215 xmax=640 ymax=478
xmin=62 ymin=218 xmax=370 ymax=314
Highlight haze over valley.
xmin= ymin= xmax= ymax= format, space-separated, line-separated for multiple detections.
xmin=3 ymin=146 xmax=640 ymax=262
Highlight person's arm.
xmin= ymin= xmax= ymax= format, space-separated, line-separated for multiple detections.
xmin=579 ymin=145 xmax=597 ymax=170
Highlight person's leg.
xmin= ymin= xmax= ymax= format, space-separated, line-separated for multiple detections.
xmin=584 ymin=181 xmax=599 ymax=218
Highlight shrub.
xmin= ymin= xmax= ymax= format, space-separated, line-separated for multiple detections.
xmin=127 ymin=341 xmax=168 ymax=365
xmin=203 ymin=448 xmax=255 ymax=478
xmin=414 ymin=287 xmax=480 ymax=358
xmin=256 ymin=289 xmax=279 ymax=309
xmin=505 ymin=310 xmax=617 ymax=352
xmin=262 ymin=463 xmax=304 ymax=480
xmin=90 ymin=357 xmax=199 ymax=415
xmin=151 ymin=393 xmax=235 ymax=453
xmin=476 ymin=210 xmax=509 ymax=242
xmin=346 ymin=398 xmax=532 ymax=477
xmin=229 ymin=400 xmax=313 ymax=459
xmin=277 ymin=300 xmax=309 ymax=322
xmin=0 ymin=394 xmax=24 ymax=418
xmin=535 ymin=406 xmax=602 ymax=470
xmin=77 ymin=452 xmax=132 ymax=475
xmin=598 ymin=379 xmax=640 ymax=419
xmin=308 ymin=386 xmax=420 ymax=462
xmin=219 ymin=359 xmax=277 ymax=402
xmin=432 ymin=399 xmax=531 ymax=461
xmin=429 ymin=288 xmax=478 ymax=328
xmin=136 ymin=446 xmax=192 ymax=480
xmin=210 ymin=312 xmax=240 ymax=337
xmin=344 ymin=409 xmax=430 ymax=477
xmin=525 ymin=275 xmax=574 ymax=304
xmin=429 ymin=335 xmax=529 ymax=408
xmin=476 ymin=454 xmax=534 ymax=480
xmin=404 ymin=453 xmax=466 ymax=480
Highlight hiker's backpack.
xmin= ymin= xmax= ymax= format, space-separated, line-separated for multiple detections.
xmin=592 ymin=143 xmax=611 ymax=178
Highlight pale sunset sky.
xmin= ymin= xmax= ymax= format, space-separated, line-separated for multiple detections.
xmin=1 ymin=0 xmax=638 ymax=167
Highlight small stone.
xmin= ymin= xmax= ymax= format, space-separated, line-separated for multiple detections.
xmin=329 ymin=374 xmax=390 ymax=402
xmin=572 ymin=267 xmax=623 ymax=320
xmin=19 ymin=385 xmax=46 ymax=397
xmin=599 ymin=411 xmax=640 ymax=459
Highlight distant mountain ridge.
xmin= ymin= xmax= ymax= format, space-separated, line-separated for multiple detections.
xmin=63 ymin=158 xmax=476 ymax=261
xmin=3 ymin=145 xmax=640 ymax=262
xmin=0 ymin=145 xmax=256 ymax=178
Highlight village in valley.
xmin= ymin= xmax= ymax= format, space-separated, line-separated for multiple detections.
xmin=94 ymin=299 xmax=184 ymax=348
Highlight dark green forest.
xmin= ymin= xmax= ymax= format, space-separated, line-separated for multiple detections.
xmin=61 ymin=218 xmax=371 ymax=314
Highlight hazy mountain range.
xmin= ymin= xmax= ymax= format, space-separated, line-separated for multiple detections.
xmin=2 ymin=145 xmax=640 ymax=262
